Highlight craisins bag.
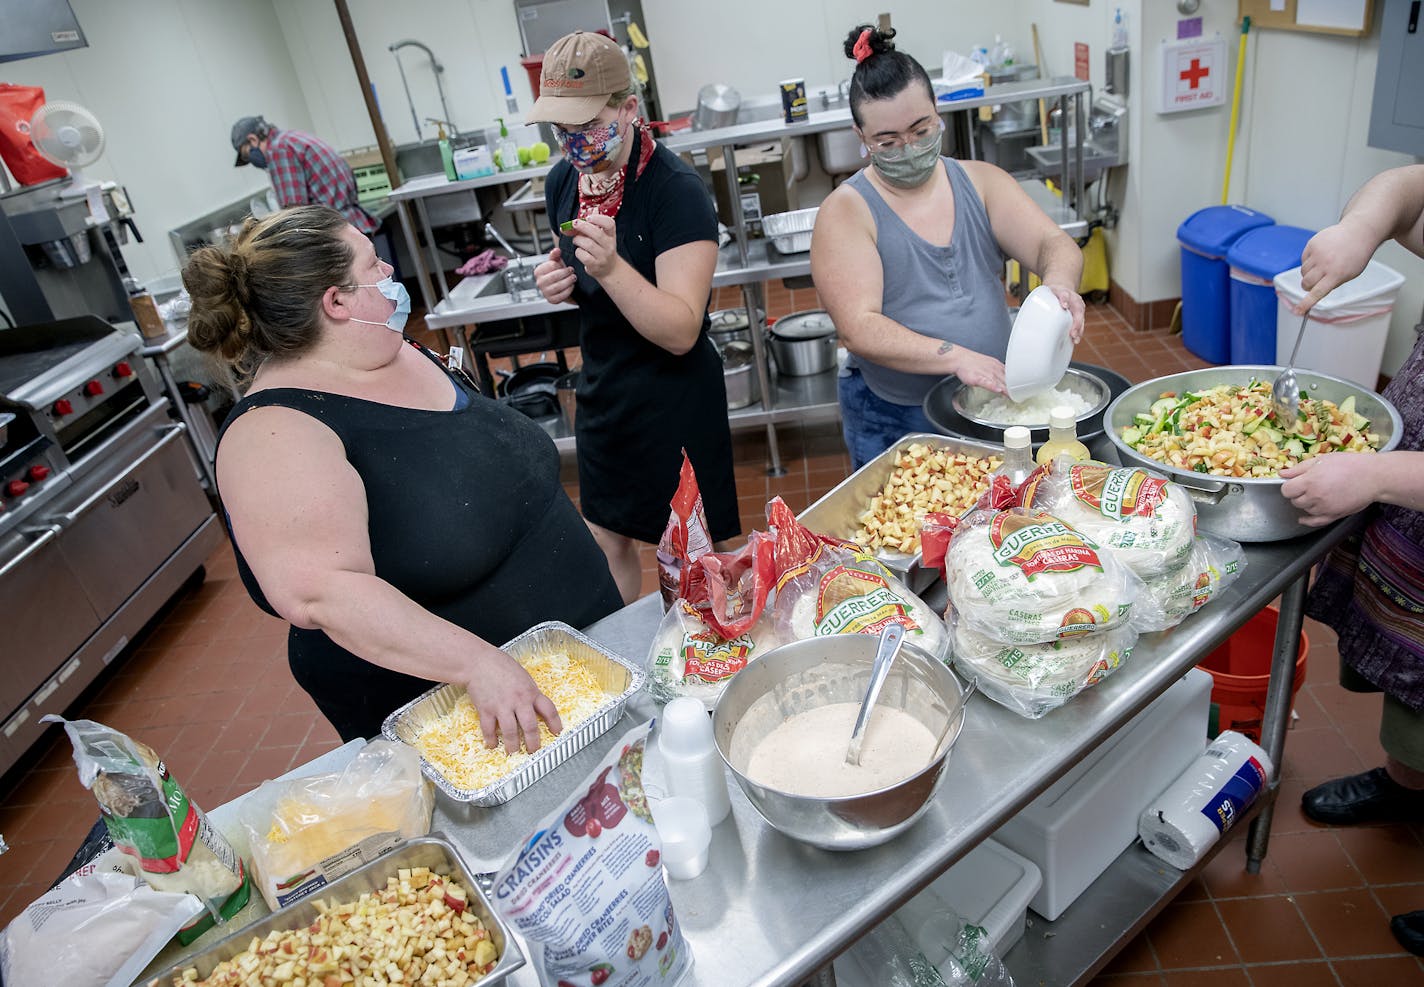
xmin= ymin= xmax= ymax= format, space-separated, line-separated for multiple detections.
xmin=656 ymin=451 xmax=713 ymax=610
xmin=491 ymin=722 xmax=692 ymax=987
xmin=0 ymin=85 xmax=69 ymax=185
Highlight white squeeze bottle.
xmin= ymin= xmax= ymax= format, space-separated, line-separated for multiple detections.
xmin=658 ymin=697 xmax=732 ymax=825
xmin=994 ymin=425 xmax=1037 ymax=487
xmin=1036 ymin=405 xmax=1093 ymax=466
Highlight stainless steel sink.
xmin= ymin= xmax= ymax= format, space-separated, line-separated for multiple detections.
xmin=817 ymin=128 xmax=864 ymax=176
xmin=1025 ymin=140 xmax=1120 ymax=183
xmin=473 ymin=272 xmax=508 ymax=297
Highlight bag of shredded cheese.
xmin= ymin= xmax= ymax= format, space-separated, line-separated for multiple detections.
xmin=492 ymin=721 xmax=692 ymax=987
xmin=767 ymin=498 xmax=948 ymax=659
xmin=239 ymin=739 xmax=433 ymax=910
xmin=1019 ymin=461 xmax=1197 ymax=579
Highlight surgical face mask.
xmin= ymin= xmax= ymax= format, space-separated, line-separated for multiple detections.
xmin=347 ymin=277 xmax=411 ymax=333
xmin=867 ymin=125 xmax=943 ymax=189
xmin=553 ymin=116 xmax=624 ymax=174
xmin=247 ymin=146 xmax=267 ymax=170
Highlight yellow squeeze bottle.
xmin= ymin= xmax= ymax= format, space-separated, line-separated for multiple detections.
xmin=1036 ymin=405 xmax=1092 ymax=466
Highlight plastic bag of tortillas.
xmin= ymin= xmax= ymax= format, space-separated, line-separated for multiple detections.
xmin=1019 ymin=460 xmax=1197 ymax=579
xmin=43 ymin=715 xmax=250 ymax=945
xmin=924 ymin=508 xmax=1139 ymax=646
xmin=1133 ymin=532 xmax=1247 ymax=633
xmin=647 ymin=529 xmax=781 ymax=708
xmin=949 ymin=611 xmax=1140 ymax=718
xmin=491 ymin=721 xmax=692 ymax=987
xmin=767 ymin=497 xmax=948 ymax=658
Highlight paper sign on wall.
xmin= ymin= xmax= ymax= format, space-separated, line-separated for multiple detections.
xmin=1158 ymin=37 xmax=1228 ymax=114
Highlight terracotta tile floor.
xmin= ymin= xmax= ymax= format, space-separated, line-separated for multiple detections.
xmin=3 ymin=299 xmax=1422 ymax=987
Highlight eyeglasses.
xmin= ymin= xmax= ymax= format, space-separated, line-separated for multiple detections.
xmin=865 ymin=118 xmax=944 ymax=160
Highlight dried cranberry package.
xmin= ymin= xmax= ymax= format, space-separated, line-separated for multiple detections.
xmin=491 ymin=722 xmax=692 ymax=987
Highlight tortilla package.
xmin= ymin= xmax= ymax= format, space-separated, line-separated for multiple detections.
xmin=44 ymin=716 xmax=250 ymax=945
xmin=950 ymin=614 xmax=1140 ymax=718
xmin=491 ymin=722 xmax=692 ymax=987
xmin=1019 ymin=461 xmax=1196 ymax=579
xmin=656 ymin=450 xmax=714 ymax=610
xmin=647 ymin=530 xmax=779 ymax=707
xmin=925 ymin=507 xmax=1138 ymax=645
xmin=1134 ymin=532 xmax=1247 ymax=632
xmin=767 ymin=498 xmax=948 ymax=658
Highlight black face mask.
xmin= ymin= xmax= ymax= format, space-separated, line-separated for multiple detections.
xmin=247 ymin=146 xmax=267 ymax=170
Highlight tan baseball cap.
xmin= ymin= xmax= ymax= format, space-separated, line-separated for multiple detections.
xmin=526 ymin=31 xmax=630 ymax=125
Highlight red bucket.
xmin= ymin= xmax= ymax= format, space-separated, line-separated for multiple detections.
xmin=1196 ymin=604 xmax=1309 ymax=744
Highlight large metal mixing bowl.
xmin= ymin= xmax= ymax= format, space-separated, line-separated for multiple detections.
xmin=712 ymin=635 xmax=968 ymax=851
xmin=1103 ymin=365 xmax=1403 ymax=542
xmin=923 ymin=361 xmax=1132 ymax=449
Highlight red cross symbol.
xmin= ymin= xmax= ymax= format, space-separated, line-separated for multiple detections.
xmin=1180 ymin=58 xmax=1210 ymax=89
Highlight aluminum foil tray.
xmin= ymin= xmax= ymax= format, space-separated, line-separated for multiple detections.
xmin=383 ymin=621 xmax=644 ymax=805
xmin=763 ymin=206 xmax=819 ymax=254
xmin=797 ymin=432 xmax=1004 ymax=594
xmin=142 ymin=835 xmax=524 ymax=987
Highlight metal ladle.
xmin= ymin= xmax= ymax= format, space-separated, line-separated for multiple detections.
xmin=846 ymin=623 xmax=906 ymax=766
xmin=1271 ymin=306 xmax=1312 ymax=426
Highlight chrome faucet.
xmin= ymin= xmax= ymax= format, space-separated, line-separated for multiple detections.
xmin=389 ymin=39 xmax=455 ymax=140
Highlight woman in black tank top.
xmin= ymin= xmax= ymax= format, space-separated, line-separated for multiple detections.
xmin=181 ymin=206 xmax=621 ymax=747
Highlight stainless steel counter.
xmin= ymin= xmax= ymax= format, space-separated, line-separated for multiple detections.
xmin=437 ymin=521 xmax=1349 ymax=987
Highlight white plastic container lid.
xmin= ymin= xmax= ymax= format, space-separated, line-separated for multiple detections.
xmin=1273 ymin=260 xmax=1406 ymax=315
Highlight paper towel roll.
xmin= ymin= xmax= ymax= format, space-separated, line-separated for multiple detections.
xmin=1138 ymin=730 xmax=1274 ymax=870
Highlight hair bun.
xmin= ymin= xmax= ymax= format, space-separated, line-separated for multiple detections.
xmin=844 ymin=24 xmax=897 ymax=61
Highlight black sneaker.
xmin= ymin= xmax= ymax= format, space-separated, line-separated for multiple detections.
xmin=1301 ymin=767 xmax=1424 ymax=825
xmin=1392 ymin=911 xmax=1424 ymax=957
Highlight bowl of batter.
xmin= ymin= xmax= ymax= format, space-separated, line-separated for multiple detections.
xmin=711 ymin=635 xmax=969 ymax=850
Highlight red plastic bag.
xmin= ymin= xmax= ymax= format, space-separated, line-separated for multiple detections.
xmin=656 ymin=450 xmax=713 ymax=610
xmin=0 ymin=85 xmax=68 ymax=185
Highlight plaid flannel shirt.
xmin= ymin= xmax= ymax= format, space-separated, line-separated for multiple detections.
xmin=266 ymin=128 xmax=379 ymax=234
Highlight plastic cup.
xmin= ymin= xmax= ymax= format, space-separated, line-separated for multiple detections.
xmin=660 ymin=697 xmax=716 ymax=759
xmin=652 ymin=796 xmax=711 ymax=880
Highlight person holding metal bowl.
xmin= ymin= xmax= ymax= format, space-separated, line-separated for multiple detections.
xmin=811 ymin=23 xmax=1087 ymax=468
xmin=1281 ymin=164 xmax=1424 ymax=954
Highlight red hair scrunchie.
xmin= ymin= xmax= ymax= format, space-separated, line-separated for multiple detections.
xmin=853 ymin=28 xmax=873 ymax=63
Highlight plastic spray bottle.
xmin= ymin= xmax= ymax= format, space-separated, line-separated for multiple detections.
xmin=494 ymin=117 xmax=519 ymax=172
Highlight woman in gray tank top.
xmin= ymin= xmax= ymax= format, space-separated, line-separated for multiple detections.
xmin=811 ymin=24 xmax=1087 ymax=467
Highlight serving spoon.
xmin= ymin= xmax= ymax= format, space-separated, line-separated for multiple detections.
xmin=1270 ymin=306 xmax=1312 ymax=426
xmin=846 ymin=623 xmax=906 ymax=766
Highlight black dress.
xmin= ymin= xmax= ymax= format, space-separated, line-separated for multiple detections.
xmin=545 ymin=128 xmax=740 ymax=545
xmin=218 ymin=344 xmax=623 ymax=741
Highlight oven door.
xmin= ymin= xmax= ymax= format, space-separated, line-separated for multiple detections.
xmin=0 ymin=523 xmax=101 ymax=718
xmin=44 ymin=413 xmax=212 ymax=619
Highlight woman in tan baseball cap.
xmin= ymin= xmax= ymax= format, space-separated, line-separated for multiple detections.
xmin=530 ymin=30 xmax=739 ymax=602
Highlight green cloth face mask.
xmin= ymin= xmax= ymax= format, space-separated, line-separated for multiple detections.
xmin=868 ymin=128 xmax=943 ymax=188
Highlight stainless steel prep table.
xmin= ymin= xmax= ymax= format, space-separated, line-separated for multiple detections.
xmin=437 ymin=521 xmax=1350 ymax=987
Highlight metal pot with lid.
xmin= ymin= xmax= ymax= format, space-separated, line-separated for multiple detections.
xmin=708 ymin=306 xmax=765 ymax=349
xmin=719 ymin=340 xmax=760 ymax=410
xmin=767 ymin=309 xmax=838 ymax=377
xmin=695 ymin=84 xmax=741 ymax=131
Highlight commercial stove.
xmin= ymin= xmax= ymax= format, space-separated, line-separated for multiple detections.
xmin=0 ymin=316 xmax=221 ymax=775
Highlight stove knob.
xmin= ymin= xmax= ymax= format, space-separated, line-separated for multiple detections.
xmin=27 ymin=465 xmax=50 ymax=483
xmin=52 ymin=398 xmax=74 ymax=416
xmin=5 ymin=480 xmax=28 ymax=498
xmin=113 ymin=361 xmax=134 ymax=379
xmin=84 ymin=379 xmax=104 ymax=397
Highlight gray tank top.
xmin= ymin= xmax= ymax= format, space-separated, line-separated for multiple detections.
xmin=844 ymin=158 xmax=1011 ymax=406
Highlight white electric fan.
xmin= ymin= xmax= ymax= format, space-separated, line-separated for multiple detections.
xmin=29 ymin=100 xmax=107 ymax=198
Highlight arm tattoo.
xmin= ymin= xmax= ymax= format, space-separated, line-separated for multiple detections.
xmin=937 ymin=341 xmax=956 ymax=355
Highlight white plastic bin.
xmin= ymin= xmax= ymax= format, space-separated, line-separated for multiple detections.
xmin=1273 ymin=261 xmax=1406 ymax=389
xmin=897 ymin=839 xmax=1042 ymax=959
xmin=992 ymin=668 xmax=1212 ymax=921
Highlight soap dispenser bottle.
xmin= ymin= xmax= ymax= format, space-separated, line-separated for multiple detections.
xmin=494 ymin=116 xmax=519 ymax=172
xmin=435 ymin=121 xmax=457 ymax=181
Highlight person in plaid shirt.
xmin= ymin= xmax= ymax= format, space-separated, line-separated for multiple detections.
xmin=231 ymin=115 xmax=378 ymax=235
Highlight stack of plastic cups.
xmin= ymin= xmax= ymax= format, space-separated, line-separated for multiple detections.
xmin=653 ymin=697 xmax=732 ymax=879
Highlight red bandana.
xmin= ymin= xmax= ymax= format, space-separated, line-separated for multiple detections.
xmin=576 ymin=121 xmax=656 ymax=222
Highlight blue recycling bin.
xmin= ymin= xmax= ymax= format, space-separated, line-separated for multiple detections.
xmin=1226 ymin=225 xmax=1315 ymax=365
xmin=1177 ymin=206 xmax=1274 ymax=363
